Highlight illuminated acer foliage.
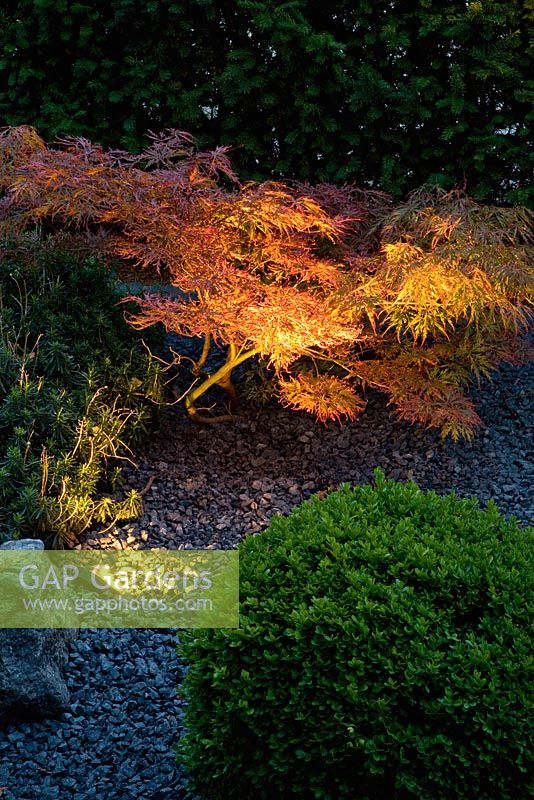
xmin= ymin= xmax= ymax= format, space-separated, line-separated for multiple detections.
xmin=278 ymin=373 xmax=367 ymax=424
xmin=1 ymin=126 xmax=532 ymax=438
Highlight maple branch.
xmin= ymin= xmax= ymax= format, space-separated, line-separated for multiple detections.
xmin=303 ymin=348 xmax=354 ymax=373
xmin=184 ymin=345 xmax=260 ymax=423
xmin=191 ymin=333 xmax=212 ymax=376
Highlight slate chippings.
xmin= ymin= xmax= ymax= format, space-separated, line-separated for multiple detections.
xmin=0 ymin=357 xmax=532 ymax=799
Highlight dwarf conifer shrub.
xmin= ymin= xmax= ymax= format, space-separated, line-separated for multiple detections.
xmin=0 ymin=243 xmax=163 ymax=545
xmin=177 ymin=472 xmax=534 ymax=800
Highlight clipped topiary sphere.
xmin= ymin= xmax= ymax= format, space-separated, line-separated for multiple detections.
xmin=177 ymin=471 xmax=534 ymax=800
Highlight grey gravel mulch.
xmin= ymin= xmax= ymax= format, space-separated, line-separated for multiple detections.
xmin=0 ymin=357 xmax=532 ymax=799
xmin=0 ymin=631 xmax=188 ymax=800
xmin=84 ymin=355 xmax=533 ymax=551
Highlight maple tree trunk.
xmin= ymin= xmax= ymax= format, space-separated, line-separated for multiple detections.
xmin=185 ymin=345 xmax=259 ymax=423
xmin=191 ymin=333 xmax=211 ymax=376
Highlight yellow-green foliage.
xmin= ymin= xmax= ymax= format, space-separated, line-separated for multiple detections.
xmin=0 ymin=243 xmax=163 ymax=545
xmin=1 ymin=128 xmax=532 ymax=438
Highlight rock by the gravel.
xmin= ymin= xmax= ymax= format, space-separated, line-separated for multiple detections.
xmin=0 ymin=539 xmax=73 ymax=727
xmin=0 ymin=539 xmax=45 ymax=551
xmin=0 ymin=628 xmax=71 ymax=726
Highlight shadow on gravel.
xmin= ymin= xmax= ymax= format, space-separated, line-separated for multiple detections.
xmin=82 ymin=357 xmax=532 ymax=551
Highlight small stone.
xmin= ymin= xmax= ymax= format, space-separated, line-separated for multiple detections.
xmin=0 ymin=538 xmax=44 ymax=551
xmin=85 ymin=729 xmax=100 ymax=744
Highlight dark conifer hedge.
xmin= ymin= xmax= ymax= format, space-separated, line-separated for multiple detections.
xmin=0 ymin=1 xmax=532 ymax=202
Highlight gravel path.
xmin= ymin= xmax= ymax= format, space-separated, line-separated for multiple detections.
xmin=0 ymin=355 xmax=532 ymax=800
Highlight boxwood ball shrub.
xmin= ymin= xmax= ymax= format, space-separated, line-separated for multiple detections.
xmin=177 ymin=471 xmax=534 ymax=800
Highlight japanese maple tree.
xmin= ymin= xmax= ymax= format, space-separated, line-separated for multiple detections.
xmin=1 ymin=126 xmax=532 ymax=438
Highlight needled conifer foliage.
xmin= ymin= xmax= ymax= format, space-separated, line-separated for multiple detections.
xmin=0 ymin=239 xmax=163 ymax=545
xmin=0 ymin=1 xmax=531 ymax=202
xmin=1 ymin=126 xmax=532 ymax=439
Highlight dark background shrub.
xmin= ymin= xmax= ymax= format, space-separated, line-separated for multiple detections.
xmin=0 ymin=241 xmax=164 ymax=544
xmin=0 ymin=1 xmax=532 ymax=203
xmin=178 ymin=471 xmax=534 ymax=799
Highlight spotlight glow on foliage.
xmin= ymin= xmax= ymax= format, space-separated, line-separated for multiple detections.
xmin=0 ymin=126 xmax=532 ymax=436
xmin=278 ymin=373 xmax=366 ymax=423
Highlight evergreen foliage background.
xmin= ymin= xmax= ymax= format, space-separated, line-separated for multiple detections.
xmin=0 ymin=0 xmax=532 ymax=202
